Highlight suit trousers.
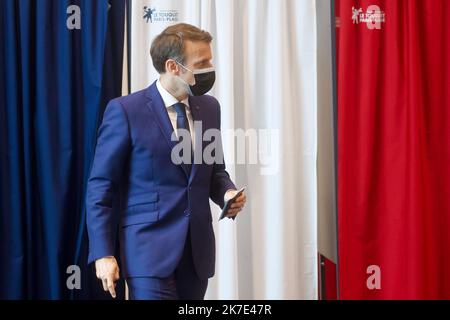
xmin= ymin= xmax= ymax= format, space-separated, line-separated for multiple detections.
xmin=126 ymin=228 xmax=209 ymax=300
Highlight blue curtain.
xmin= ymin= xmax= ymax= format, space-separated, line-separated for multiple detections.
xmin=0 ymin=0 xmax=126 ymax=299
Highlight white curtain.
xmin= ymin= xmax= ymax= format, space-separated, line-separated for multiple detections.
xmin=129 ymin=0 xmax=330 ymax=299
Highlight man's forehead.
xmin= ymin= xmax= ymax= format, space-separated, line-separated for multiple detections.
xmin=185 ymin=41 xmax=212 ymax=58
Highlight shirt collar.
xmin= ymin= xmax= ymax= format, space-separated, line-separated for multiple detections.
xmin=156 ymin=79 xmax=190 ymax=109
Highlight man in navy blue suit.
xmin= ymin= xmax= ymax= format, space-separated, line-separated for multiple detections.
xmin=86 ymin=23 xmax=246 ymax=300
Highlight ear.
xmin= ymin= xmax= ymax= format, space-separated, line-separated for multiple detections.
xmin=165 ymin=59 xmax=180 ymax=75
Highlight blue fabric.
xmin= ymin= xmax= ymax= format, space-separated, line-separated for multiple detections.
xmin=127 ymin=229 xmax=208 ymax=300
xmin=0 ymin=0 xmax=126 ymax=299
xmin=86 ymin=82 xmax=236 ymax=281
xmin=174 ymin=102 xmax=190 ymax=135
xmin=127 ymin=276 xmax=179 ymax=300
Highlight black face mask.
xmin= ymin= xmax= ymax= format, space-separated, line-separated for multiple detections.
xmin=177 ymin=63 xmax=216 ymax=96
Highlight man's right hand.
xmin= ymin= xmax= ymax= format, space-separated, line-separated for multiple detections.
xmin=95 ymin=256 xmax=120 ymax=298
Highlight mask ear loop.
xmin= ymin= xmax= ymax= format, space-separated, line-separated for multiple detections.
xmin=175 ymin=61 xmax=196 ymax=88
xmin=175 ymin=61 xmax=194 ymax=75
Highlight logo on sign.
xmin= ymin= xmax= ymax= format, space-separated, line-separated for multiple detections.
xmin=352 ymin=5 xmax=386 ymax=29
xmin=143 ymin=6 xmax=179 ymax=23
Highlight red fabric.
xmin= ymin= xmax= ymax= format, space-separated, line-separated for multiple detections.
xmin=336 ymin=0 xmax=450 ymax=299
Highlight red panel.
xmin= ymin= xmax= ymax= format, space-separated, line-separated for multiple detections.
xmin=336 ymin=0 xmax=450 ymax=299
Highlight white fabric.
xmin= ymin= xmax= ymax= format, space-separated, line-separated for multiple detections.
xmin=130 ymin=0 xmax=327 ymax=299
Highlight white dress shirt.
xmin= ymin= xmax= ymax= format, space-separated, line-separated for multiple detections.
xmin=156 ymin=79 xmax=196 ymax=151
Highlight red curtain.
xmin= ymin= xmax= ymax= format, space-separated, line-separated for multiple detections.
xmin=336 ymin=0 xmax=450 ymax=299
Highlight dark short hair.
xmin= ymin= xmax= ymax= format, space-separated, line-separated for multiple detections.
xmin=150 ymin=23 xmax=213 ymax=74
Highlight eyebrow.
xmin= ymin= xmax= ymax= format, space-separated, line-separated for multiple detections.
xmin=194 ymin=59 xmax=211 ymax=66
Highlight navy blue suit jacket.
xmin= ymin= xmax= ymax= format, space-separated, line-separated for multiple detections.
xmin=86 ymin=82 xmax=235 ymax=280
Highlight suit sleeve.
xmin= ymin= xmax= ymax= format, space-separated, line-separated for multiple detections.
xmin=209 ymin=100 xmax=236 ymax=208
xmin=86 ymin=100 xmax=131 ymax=264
